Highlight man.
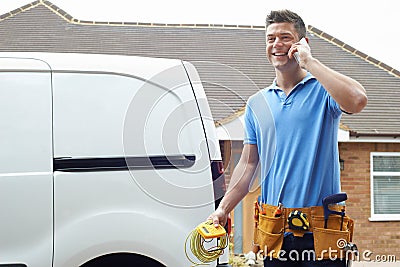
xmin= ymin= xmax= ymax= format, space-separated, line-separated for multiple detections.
xmin=209 ymin=9 xmax=367 ymax=266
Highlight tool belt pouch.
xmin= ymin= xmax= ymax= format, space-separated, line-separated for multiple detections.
xmin=253 ymin=204 xmax=284 ymax=258
xmin=312 ymin=215 xmax=354 ymax=260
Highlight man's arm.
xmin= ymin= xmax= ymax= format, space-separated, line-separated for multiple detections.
xmin=305 ymin=58 xmax=368 ymax=114
xmin=208 ymin=143 xmax=259 ymax=227
xmin=292 ymin=40 xmax=368 ymax=114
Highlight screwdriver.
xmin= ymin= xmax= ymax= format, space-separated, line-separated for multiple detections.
xmin=274 ymin=203 xmax=283 ymax=217
xmin=340 ymin=206 xmax=345 ymax=231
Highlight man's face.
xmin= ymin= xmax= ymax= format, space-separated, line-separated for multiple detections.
xmin=265 ymin=22 xmax=299 ymax=69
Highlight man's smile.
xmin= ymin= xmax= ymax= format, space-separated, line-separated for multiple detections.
xmin=272 ymin=52 xmax=288 ymax=56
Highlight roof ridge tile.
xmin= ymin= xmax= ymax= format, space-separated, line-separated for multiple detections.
xmin=308 ymin=25 xmax=399 ymax=78
xmin=0 ymin=0 xmax=41 ymax=21
xmin=1 ymin=0 xmax=267 ymax=30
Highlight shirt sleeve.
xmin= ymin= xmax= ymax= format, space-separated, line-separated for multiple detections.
xmin=243 ymin=101 xmax=257 ymax=145
xmin=327 ymin=94 xmax=342 ymax=119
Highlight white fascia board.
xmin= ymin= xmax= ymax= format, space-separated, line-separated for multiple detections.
xmin=338 ymin=128 xmax=350 ymax=142
xmin=346 ymin=136 xmax=400 ymax=143
xmin=217 ymin=115 xmax=351 ymax=142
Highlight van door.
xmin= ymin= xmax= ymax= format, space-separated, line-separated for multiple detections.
xmin=0 ymin=57 xmax=53 ymax=267
xmin=51 ymin=58 xmax=215 ymax=266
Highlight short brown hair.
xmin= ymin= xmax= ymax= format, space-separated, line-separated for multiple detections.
xmin=265 ymin=9 xmax=306 ymax=40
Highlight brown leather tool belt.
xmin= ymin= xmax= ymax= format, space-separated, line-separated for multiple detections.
xmin=253 ymin=202 xmax=355 ymax=260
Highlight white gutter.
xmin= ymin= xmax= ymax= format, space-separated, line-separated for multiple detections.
xmin=215 ymin=115 xmax=400 ymax=143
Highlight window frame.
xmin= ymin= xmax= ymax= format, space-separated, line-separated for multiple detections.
xmin=369 ymin=152 xmax=400 ymax=221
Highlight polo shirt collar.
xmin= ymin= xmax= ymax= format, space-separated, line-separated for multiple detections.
xmin=268 ymin=72 xmax=315 ymax=91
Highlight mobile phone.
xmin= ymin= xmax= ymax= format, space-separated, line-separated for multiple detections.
xmin=293 ymin=38 xmax=308 ymax=64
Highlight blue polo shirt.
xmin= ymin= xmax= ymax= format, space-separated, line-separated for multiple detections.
xmin=244 ymin=72 xmax=342 ymax=208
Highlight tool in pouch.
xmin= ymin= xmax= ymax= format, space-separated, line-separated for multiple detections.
xmin=322 ymin=192 xmax=358 ymax=267
xmin=185 ymin=220 xmax=228 ymax=266
xmin=273 ymin=202 xmax=283 ymax=217
xmin=273 ymin=201 xmax=311 ymax=231
xmin=322 ymin=192 xmax=347 ymax=229
xmin=287 ymin=210 xmax=310 ymax=231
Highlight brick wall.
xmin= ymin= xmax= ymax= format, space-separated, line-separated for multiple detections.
xmin=339 ymin=142 xmax=400 ymax=260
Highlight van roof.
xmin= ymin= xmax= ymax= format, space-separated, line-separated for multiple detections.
xmin=0 ymin=52 xmax=184 ymax=80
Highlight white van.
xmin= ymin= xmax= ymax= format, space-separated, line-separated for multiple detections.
xmin=0 ymin=53 xmax=229 ymax=267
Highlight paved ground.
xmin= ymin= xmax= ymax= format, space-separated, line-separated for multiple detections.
xmin=237 ymin=259 xmax=400 ymax=267
xmin=249 ymin=262 xmax=399 ymax=267
xmin=232 ymin=254 xmax=399 ymax=266
xmin=352 ymin=262 xmax=399 ymax=267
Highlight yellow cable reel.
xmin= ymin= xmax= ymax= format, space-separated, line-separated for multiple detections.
xmin=185 ymin=220 xmax=228 ymax=266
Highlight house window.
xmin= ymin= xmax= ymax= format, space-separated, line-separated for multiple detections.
xmin=370 ymin=152 xmax=400 ymax=221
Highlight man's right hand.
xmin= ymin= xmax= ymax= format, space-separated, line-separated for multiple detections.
xmin=207 ymin=206 xmax=229 ymax=228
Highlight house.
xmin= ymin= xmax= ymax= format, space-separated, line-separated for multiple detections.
xmin=1 ymin=0 xmax=400 ymax=260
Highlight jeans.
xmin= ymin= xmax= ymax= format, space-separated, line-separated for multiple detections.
xmin=263 ymin=232 xmax=346 ymax=267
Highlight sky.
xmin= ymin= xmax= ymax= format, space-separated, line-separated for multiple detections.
xmin=1 ymin=0 xmax=399 ymax=71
